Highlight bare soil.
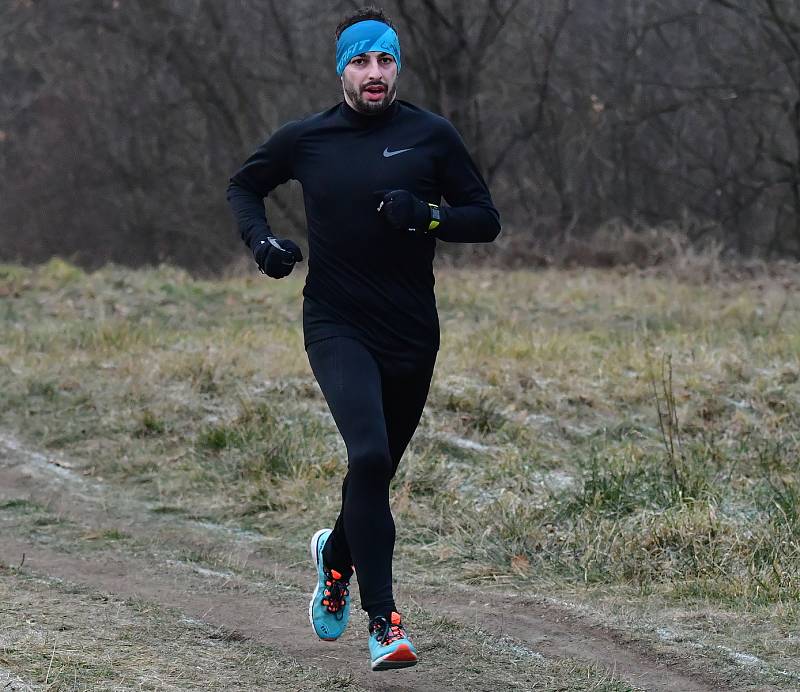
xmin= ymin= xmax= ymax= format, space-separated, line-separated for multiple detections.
xmin=0 ymin=433 xmax=744 ymax=691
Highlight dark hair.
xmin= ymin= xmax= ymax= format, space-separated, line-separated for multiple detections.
xmin=334 ymin=6 xmax=395 ymax=41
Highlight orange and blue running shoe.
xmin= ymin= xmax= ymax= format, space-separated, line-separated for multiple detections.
xmin=308 ymin=528 xmax=351 ymax=641
xmin=368 ymin=611 xmax=418 ymax=671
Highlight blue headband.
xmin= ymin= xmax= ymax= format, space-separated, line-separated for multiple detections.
xmin=335 ymin=20 xmax=401 ymax=76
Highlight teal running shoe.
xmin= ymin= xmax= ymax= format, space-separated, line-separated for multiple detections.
xmin=368 ymin=611 xmax=418 ymax=671
xmin=308 ymin=528 xmax=351 ymax=641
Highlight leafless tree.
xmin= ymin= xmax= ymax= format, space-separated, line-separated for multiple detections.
xmin=3 ymin=0 xmax=800 ymax=269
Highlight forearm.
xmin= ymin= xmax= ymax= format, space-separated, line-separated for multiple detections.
xmin=434 ymin=204 xmax=501 ymax=243
xmin=225 ymin=179 xmax=275 ymax=254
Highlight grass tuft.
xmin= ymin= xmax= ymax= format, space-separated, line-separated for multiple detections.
xmin=135 ymin=409 xmax=167 ymax=437
xmin=442 ymin=391 xmax=505 ymax=434
xmin=3 ymin=262 xmax=800 ymax=658
xmin=0 ymin=499 xmax=41 ymax=511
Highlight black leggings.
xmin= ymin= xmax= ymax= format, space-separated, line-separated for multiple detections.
xmin=306 ymin=336 xmax=435 ymax=620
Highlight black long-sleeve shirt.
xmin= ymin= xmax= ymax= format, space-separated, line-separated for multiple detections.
xmin=227 ymin=99 xmax=500 ymax=367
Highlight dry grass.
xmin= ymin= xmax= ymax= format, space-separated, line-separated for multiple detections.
xmin=2 ymin=257 xmax=800 ymax=683
xmin=0 ymin=509 xmax=633 ymax=691
xmin=0 ymin=569 xmax=360 ymax=691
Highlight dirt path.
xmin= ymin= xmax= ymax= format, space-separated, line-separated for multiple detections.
xmin=0 ymin=433 xmax=733 ymax=691
xmin=0 ymin=534 xmax=438 ymax=692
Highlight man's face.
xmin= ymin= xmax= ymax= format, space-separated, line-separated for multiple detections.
xmin=341 ymin=51 xmax=398 ymax=115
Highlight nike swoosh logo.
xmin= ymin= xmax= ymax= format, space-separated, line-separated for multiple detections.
xmin=383 ymin=147 xmax=414 ymax=157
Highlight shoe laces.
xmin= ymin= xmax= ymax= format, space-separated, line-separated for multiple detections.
xmin=321 ymin=568 xmax=349 ymax=619
xmin=369 ymin=611 xmax=407 ymax=646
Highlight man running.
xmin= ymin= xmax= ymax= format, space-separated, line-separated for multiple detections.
xmin=226 ymin=6 xmax=500 ymax=671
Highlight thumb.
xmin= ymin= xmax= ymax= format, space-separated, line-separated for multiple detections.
xmin=372 ymin=189 xmax=394 ymax=208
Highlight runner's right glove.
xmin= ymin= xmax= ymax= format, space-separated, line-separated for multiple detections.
xmin=254 ymin=237 xmax=303 ymax=278
xmin=375 ymin=189 xmax=441 ymax=235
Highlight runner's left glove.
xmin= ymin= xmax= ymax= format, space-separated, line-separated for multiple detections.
xmin=254 ymin=237 xmax=303 ymax=278
xmin=375 ymin=189 xmax=440 ymax=235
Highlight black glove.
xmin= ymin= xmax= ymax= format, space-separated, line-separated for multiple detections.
xmin=375 ymin=189 xmax=438 ymax=234
xmin=254 ymin=237 xmax=303 ymax=278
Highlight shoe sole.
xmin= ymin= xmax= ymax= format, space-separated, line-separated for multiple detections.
xmin=371 ymin=643 xmax=418 ymax=671
xmin=308 ymin=528 xmax=337 ymax=642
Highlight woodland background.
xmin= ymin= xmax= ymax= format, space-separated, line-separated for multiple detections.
xmin=3 ymin=0 xmax=800 ymax=271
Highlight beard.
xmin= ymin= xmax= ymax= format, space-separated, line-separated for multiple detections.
xmin=344 ymin=79 xmax=397 ymax=114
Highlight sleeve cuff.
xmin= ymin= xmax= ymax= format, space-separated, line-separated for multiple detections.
xmin=428 ymin=204 xmax=441 ymax=231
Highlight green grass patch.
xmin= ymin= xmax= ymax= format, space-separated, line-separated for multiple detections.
xmin=0 ymin=498 xmax=42 ymax=511
xmin=3 ymin=260 xmax=800 ymax=639
xmin=135 ymin=409 xmax=167 ymax=436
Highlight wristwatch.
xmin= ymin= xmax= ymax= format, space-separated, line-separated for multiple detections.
xmin=428 ymin=204 xmax=441 ymax=232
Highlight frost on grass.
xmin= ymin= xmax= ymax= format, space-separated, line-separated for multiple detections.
xmin=3 ymin=262 xmax=800 ymax=682
xmin=0 ymin=572 xmax=343 ymax=691
xmin=0 ymin=667 xmax=35 ymax=692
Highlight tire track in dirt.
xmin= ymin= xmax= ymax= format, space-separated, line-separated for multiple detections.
xmin=411 ymin=589 xmax=721 ymax=692
xmin=0 ymin=534 xmax=428 ymax=692
xmin=0 ymin=433 xmax=727 ymax=691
